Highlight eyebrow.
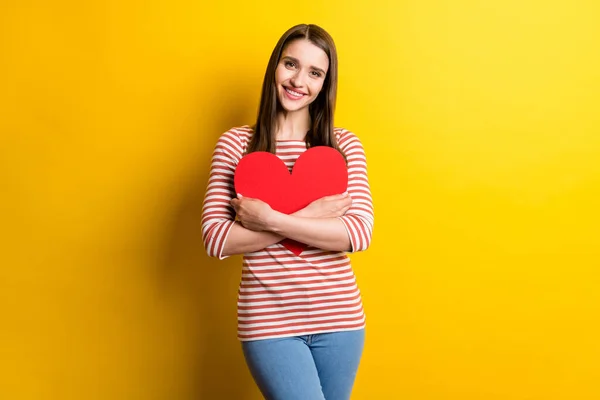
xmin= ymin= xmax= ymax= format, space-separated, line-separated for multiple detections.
xmin=281 ymin=56 xmax=326 ymax=75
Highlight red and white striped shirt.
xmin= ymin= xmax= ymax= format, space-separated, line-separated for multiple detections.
xmin=202 ymin=126 xmax=374 ymax=341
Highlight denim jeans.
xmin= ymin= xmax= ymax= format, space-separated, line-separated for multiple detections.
xmin=241 ymin=329 xmax=365 ymax=400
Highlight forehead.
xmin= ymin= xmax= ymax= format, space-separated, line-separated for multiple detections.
xmin=281 ymin=39 xmax=329 ymax=71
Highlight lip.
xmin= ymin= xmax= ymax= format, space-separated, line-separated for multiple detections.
xmin=283 ymin=86 xmax=306 ymax=100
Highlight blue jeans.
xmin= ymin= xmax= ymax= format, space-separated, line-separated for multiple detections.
xmin=241 ymin=329 xmax=365 ymax=400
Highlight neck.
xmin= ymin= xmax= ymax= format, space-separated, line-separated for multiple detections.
xmin=275 ymin=109 xmax=310 ymax=141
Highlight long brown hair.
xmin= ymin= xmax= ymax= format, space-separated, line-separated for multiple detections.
xmin=247 ymin=24 xmax=343 ymax=157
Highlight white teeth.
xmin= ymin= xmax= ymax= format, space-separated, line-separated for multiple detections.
xmin=285 ymin=88 xmax=304 ymax=97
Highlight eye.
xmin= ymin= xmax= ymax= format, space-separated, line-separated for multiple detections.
xmin=284 ymin=60 xmax=296 ymax=68
xmin=310 ymin=71 xmax=322 ymax=78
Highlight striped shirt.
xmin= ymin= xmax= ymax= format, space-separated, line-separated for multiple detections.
xmin=201 ymin=125 xmax=374 ymax=341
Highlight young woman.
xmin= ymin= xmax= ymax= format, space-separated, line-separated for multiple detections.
xmin=201 ymin=24 xmax=374 ymax=400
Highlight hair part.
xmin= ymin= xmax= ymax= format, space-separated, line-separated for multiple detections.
xmin=247 ymin=24 xmax=344 ymax=159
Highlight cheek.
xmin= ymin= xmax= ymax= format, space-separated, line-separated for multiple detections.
xmin=274 ymin=66 xmax=283 ymax=84
xmin=310 ymin=81 xmax=325 ymax=97
xmin=275 ymin=66 xmax=291 ymax=85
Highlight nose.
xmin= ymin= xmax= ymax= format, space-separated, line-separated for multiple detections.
xmin=289 ymin=70 xmax=305 ymax=88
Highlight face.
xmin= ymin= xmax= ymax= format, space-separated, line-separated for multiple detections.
xmin=275 ymin=39 xmax=329 ymax=113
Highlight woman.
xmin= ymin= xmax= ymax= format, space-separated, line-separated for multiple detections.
xmin=201 ymin=24 xmax=374 ymax=400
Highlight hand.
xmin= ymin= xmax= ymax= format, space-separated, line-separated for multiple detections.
xmin=230 ymin=194 xmax=275 ymax=232
xmin=295 ymin=193 xmax=352 ymax=219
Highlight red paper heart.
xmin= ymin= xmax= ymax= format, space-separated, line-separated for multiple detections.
xmin=234 ymin=146 xmax=348 ymax=255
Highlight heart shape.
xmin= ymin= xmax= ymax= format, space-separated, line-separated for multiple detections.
xmin=234 ymin=146 xmax=348 ymax=255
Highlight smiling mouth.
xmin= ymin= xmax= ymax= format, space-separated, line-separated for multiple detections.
xmin=284 ymin=87 xmax=306 ymax=98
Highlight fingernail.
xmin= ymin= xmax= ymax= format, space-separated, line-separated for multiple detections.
xmin=237 ymin=193 xmax=243 ymax=198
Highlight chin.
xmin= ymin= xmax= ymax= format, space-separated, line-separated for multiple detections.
xmin=278 ymin=97 xmax=306 ymax=113
xmin=281 ymin=103 xmax=305 ymax=113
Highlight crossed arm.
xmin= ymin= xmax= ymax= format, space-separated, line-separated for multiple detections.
xmin=201 ymin=129 xmax=374 ymax=259
xmin=222 ymin=193 xmax=353 ymax=257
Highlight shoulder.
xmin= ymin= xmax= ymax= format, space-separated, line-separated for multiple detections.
xmin=219 ymin=125 xmax=254 ymax=145
xmin=334 ymin=127 xmax=364 ymax=151
xmin=215 ymin=125 xmax=254 ymax=157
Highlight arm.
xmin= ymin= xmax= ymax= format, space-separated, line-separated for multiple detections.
xmin=270 ymin=130 xmax=374 ymax=252
xmin=221 ymin=223 xmax=284 ymax=257
xmin=230 ymin=193 xmax=354 ymax=254
xmin=201 ymin=129 xmax=250 ymax=259
xmin=233 ymin=130 xmax=374 ymax=253
xmin=202 ymin=130 xmax=350 ymax=258
xmin=268 ymin=213 xmax=351 ymax=252
xmin=335 ymin=130 xmax=375 ymax=252
xmin=220 ymin=210 xmax=293 ymax=257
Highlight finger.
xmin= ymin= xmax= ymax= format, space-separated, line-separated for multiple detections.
xmin=339 ymin=205 xmax=352 ymax=216
xmin=332 ymin=197 xmax=352 ymax=209
xmin=230 ymin=200 xmax=241 ymax=212
xmin=320 ymin=194 xmax=342 ymax=202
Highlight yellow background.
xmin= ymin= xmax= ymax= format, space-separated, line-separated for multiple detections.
xmin=1 ymin=0 xmax=599 ymax=399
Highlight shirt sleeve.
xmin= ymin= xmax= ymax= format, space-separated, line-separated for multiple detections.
xmin=337 ymin=129 xmax=375 ymax=252
xmin=201 ymin=129 xmax=244 ymax=259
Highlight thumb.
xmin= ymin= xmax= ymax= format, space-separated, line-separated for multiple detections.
xmin=237 ymin=193 xmax=244 ymax=199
